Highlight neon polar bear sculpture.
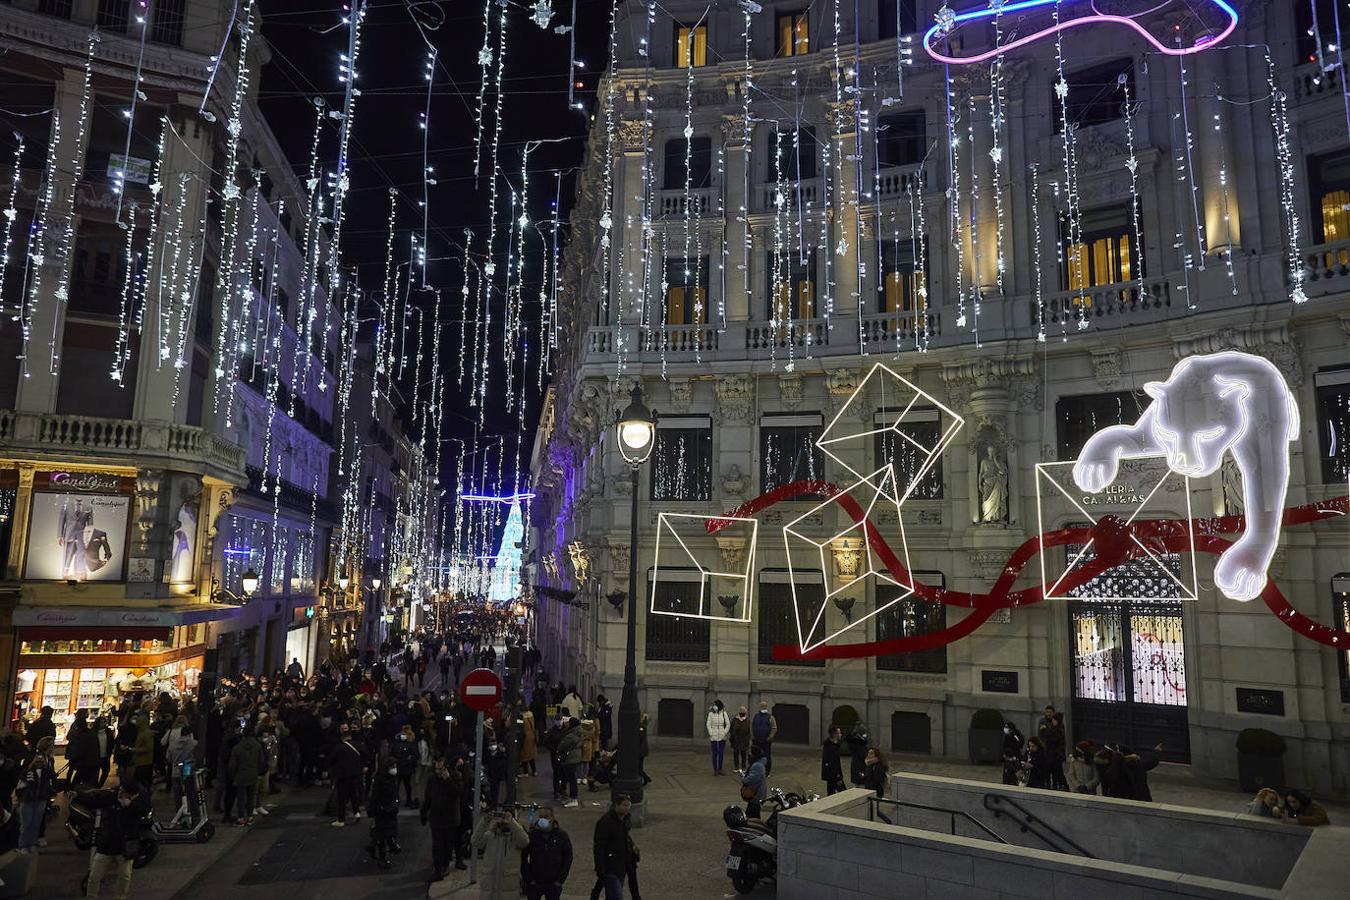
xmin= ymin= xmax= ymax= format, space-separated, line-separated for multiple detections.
xmin=1072 ymin=351 xmax=1298 ymax=602
xmin=922 ymin=0 xmax=1239 ymax=67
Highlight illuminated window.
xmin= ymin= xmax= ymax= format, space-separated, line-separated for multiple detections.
xmin=1308 ymin=149 xmax=1350 ymax=247
xmin=776 ymin=11 xmax=810 ymax=57
xmin=674 ymin=22 xmax=707 ymax=67
xmin=767 ymin=249 xmax=816 ymax=321
xmin=1061 ymin=204 xmax=1136 ymax=293
xmin=879 ymin=239 xmax=927 ymax=314
xmin=663 ymin=257 xmax=709 ymax=325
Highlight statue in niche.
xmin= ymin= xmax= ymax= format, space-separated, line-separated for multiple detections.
xmin=1220 ymin=454 xmax=1244 ymax=517
xmin=978 ymin=444 xmax=1009 ymax=524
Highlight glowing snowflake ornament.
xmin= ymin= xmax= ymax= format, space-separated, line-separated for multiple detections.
xmin=530 ymin=0 xmax=553 ymax=30
xmin=935 ymin=5 xmax=957 ymax=33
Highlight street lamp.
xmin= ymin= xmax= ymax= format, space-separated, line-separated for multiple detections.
xmin=371 ymin=577 xmax=382 ymax=591
xmin=241 ymin=568 xmax=260 ymax=598
xmin=613 ymin=386 xmax=655 ymax=813
xmin=338 ymin=573 xmax=351 ymax=592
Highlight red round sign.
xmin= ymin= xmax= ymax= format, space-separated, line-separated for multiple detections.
xmin=460 ymin=668 xmax=503 ymax=713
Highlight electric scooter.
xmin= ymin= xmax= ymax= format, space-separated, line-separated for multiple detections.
xmin=153 ymin=761 xmax=215 ymax=844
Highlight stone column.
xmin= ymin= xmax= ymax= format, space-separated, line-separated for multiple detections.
xmin=15 ymin=68 xmax=95 ymax=414
xmin=133 ymin=115 xmax=216 ymax=424
xmin=615 ymin=119 xmax=649 ymax=331
xmin=827 ymin=100 xmax=860 ymax=316
xmin=721 ymin=115 xmax=750 ymax=322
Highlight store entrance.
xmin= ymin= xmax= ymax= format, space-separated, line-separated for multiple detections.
xmin=1069 ymin=601 xmax=1189 ymax=763
xmin=1062 ymin=526 xmax=1190 ymax=764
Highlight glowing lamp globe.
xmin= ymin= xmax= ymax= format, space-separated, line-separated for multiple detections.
xmin=338 ymin=573 xmax=351 ymax=591
xmin=616 ymin=387 xmax=656 ymax=466
xmin=372 ymin=577 xmax=382 ymax=591
xmin=241 ymin=568 xmax=260 ymax=597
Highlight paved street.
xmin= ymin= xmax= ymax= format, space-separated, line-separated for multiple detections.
xmin=41 ymin=728 xmax=1348 ymax=900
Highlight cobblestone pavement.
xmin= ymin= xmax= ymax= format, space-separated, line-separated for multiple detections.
xmin=41 ymin=730 xmax=1344 ymax=900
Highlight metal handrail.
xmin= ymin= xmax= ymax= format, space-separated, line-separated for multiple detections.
xmin=868 ymin=797 xmax=1009 ymax=845
xmin=982 ymin=794 xmax=1095 ymax=859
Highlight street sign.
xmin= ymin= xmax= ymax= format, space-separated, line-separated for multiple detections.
xmin=461 ymin=667 xmax=503 ymax=712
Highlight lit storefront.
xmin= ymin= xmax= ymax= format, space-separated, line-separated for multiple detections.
xmin=9 ymin=608 xmax=229 ymax=735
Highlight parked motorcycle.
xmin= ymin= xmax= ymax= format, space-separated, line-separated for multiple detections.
xmin=723 ymin=787 xmax=816 ymax=894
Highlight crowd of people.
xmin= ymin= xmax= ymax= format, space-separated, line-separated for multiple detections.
xmin=0 ymin=602 xmax=648 ymax=899
xmin=4 ymin=621 xmax=1334 ymax=899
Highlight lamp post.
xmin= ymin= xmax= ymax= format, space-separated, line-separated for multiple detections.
xmin=613 ymin=386 xmax=656 ymax=813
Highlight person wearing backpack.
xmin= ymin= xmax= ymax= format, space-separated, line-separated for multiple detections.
xmin=521 ymin=805 xmax=573 ymax=900
xmin=749 ymin=701 xmax=777 ymax=775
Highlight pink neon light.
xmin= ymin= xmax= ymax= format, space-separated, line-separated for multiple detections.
xmin=923 ymin=9 xmax=1236 ymax=66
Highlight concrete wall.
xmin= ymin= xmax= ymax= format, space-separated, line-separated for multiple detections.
xmin=889 ymin=773 xmax=1306 ymax=889
xmin=777 ymin=789 xmax=1300 ymax=900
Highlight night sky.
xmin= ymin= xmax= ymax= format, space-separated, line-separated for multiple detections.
xmin=257 ymin=0 xmax=611 ymax=493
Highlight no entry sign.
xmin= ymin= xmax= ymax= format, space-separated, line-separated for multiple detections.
xmin=460 ymin=667 xmax=503 ymax=712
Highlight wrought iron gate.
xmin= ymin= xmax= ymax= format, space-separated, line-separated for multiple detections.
xmin=1065 ymin=533 xmax=1190 ymax=763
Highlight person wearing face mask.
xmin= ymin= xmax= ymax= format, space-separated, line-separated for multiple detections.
xmin=367 ymin=757 xmax=401 ymax=869
xmin=729 ymin=706 xmax=751 ymax=775
xmin=705 ymin=700 xmax=730 ymax=776
xmin=483 ymin=730 xmax=509 ymax=809
xmin=393 ymin=724 xmax=420 ymax=807
xmin=521 ymin=805 xmax=573 ymax=900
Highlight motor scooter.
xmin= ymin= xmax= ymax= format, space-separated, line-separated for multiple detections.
xmin=723 ymin=787 xmax=815 ymax=894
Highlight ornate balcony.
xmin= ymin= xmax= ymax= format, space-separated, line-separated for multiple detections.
xmin=0 ymin=411 xmax=246 ymax=484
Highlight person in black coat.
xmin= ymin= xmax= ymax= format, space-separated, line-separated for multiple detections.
xmin=421 ymin=756 xmax=466 ymax=879
xmin=1024 ymin=737 xmax=1050 ymax=789
xmin=367 ymin=763 xmax=400 ymax=869
xmin=591 ymin=795 xmax=634 ymax=899
xmin=521 ymin=806 xmax=573 ymax=900
xmin=326 ymin=726 xmax=366 ymax=826
xmin=82 ymin=780 xmax=151 ymax=899
xmin=844 ymin=721 xmax=869 ymax=786
xmin=24 ymin=707 xmax=55 ymax=757
xmin=1001 ymin=723 xmax=1025 ymax=786
xmin=820 ymin=726 xmax=846 ymax=795
xmin=595 ymin=696 xmax=613 ymax=751
xmin=65 ymin=712 xmax=100 ymax=787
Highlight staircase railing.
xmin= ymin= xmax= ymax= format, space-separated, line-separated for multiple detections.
xmin=868 ymin=797 xmax=1009 ymax=845
xmin=982 ymin=793 xmax=1095 ymax=858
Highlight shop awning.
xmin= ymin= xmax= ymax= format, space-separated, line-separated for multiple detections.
xmin=11 ymin=604 xmax=244 ymax=628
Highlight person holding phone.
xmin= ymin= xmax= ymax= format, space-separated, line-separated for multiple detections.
xmin=421 ymin=756 xmax=465 ymax=880
xmin=470 ymin=807 xmax=528 ymax=898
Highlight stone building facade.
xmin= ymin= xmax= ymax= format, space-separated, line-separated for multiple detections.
xmin=528 ymin=0 xmax=1350 ymax=793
